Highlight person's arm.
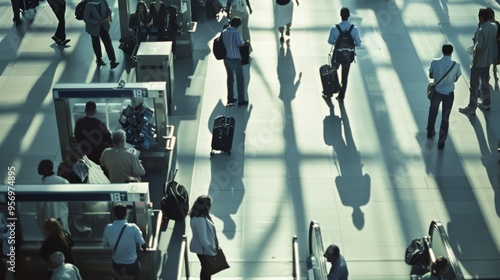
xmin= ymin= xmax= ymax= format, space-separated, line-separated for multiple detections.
xmin=295 ymin=0 xmax=299 ymax=6
xmin=131 ymin=155 xmax=146 ymax=177
xmin=455 ymin=63 xmax=462 ymax=82
xmin=353 ymin=26 xmax=362 ymax=47
xmin=192 ymin=218 xmax=217 ymax=255
xmin=473 ymin=31 xmax=484 ymax=66
xmin=102 ymin=226 xmax=110 ymax=248
xmin=246 ymin=0 xmax=252 ymax=14
xmin=327 ymin=27 xmax=336 ymax=45
xmin=133 ymin=225 xmax=147 ymax=251
xmin=428 ymin=61 xmax=434 ymax=79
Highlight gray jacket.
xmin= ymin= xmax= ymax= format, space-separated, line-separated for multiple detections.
xmin=83 ymin=0 xmax=111 ymax=36
xmin=189 ymin=216 xmax=217 ymax=256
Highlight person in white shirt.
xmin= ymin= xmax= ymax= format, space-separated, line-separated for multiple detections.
xmin=48 ymin=251 xmax=82 ymax=280
xmin=37 ymin=160 xmax=70 ymax=234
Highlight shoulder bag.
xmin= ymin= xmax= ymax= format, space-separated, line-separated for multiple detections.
xmin=203 ymin=218 xmax=229 ymax=275
xmin=427 ymin=62 xmax=456 ymax=100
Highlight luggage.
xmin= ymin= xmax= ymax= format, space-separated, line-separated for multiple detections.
xmin=210 ymin=104 xmax=235 ymax=156
xmin=319 ymin=63 xmax=341 ymax=97
xmin=161 ymin=169 xmax=189 ymax=221
xmin=333 ymin=24 xmax=356 ymax=64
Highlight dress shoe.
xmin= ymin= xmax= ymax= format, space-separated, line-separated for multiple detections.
xmin=51 ymin=36 xmax=61 ymax=44
xmin=110 ymin=61 xmax=119 ymax=69
xmin=238 ymin=100 xmax=249 ymax=106
xmin=96 ymin=59 xmax=106 ymax=67
xmin=427 ymin=130 xmax=436 ymax=139
xmin=227 ymin=98 xmax=237 ymax=105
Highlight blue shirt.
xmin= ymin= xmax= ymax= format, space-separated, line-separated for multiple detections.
xmin=327 ymin=255 xmax=349 ymax=280
xmin=102 ymin=220 xmax=146 ymax=264
xmin=429 ymin=56 xmax=461 ymax=95
xmin=222 ymin=27 xmax=245 ymax=60
xmin=328 ymin=20 xmax=362 ymax=47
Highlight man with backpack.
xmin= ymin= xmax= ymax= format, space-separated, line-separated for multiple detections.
xmin=327 ymin=7 xmax=362 ymax=103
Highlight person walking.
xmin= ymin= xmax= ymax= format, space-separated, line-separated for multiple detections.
xmin=222 ymin=17 xmax=249 ymax=106
xmin=327 ymin=7 xmax=362 ymax=103
xmin=39 ymin=218 xmax=76 ymax=267
xmin=103 ymin=203 xmax=147 ymax=280
xmin=48 ymin=0 xmax=70 ymax=46
xmin=427 ymin=44 xmax=461 ymax=150
xmin=275 ymin=0 xmax=299 ymax=43
xmin=323 ymin=244 xmax=348 ymax=280
xmin=459 ymin=8 xmax=497 ymax=114
xmin=83 ymin=0 xmax=120 ymax=68
xmin=226 ymin=0 xmax=252 ymax=43
xmin=189 ymin=195 xmax=219 ymax=280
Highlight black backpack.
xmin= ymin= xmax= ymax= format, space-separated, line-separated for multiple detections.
xmin=75 ymin=0 xmax=88 ymax=20
xmin=161 ymin=170 xmax=189 ymax=221
xmin=405 ymin=236 xmax=430 ymax=266
xmin=213 ymin=33 xmax=226 ymax=60
xmin=333 ymin=24 xmax=356 ymax=64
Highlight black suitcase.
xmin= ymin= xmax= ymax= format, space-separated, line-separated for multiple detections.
xmin=319 ymin=63 xmax=341 ymax=97
xmin=161 ymin=169 xmax=189 ymax=221
xmin=210 ymin=104 xmax=235 ymax=156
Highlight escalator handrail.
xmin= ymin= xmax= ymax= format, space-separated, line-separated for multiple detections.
xmin=176 ymin=235 xmax=190 ymax=280
xmin=292 ymin=235 xmax=300 ymax=279
xmin=428 ymin=220 xmax=465 ymax=280
xmin=309 ymin=220 xmax=328 ymax=280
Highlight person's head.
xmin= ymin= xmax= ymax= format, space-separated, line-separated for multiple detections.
xmin=189 ymin=195 xmax=212 ymax=218
xmin=323 ymin=244 xmax=340 ymax=263
xmin=85 ymin=101 xmax=97 ymax=116
xmin=430 ymin=256 xmax=449 ymax=277
xmin=479 ymin=8 xmax=490 ymax=23
xmin=486 ymin=7 xmax=495 ymax=21
xmin=442 ymin=43 xmax=453 ymax=56
xmin=340 ymin=7 xmax=350 ymax=21
xmin=114 ymin=203 xmax=128 ymax=220
xmin=230 ymin=17 xmax=242 ymax=28
xmin=43 ymin=218 xmax=65 ymax=239
xmin=112 ymin=129 xmax=126 ymax=147
xmin=48 ymin=251 xmax=65 ymax=269
xmin=38 ymin=159 xmax=54 ymax=176
xmin=136 ymin=1 xmax=147 ymax=14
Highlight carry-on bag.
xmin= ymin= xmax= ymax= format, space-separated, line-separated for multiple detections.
xmin=210 ymin=104 xmax=235 ymax=156
xmin=161 ymin=169 xmax=189 ymax=221
xmin=319 ymin=47 xmax=341 ymax=97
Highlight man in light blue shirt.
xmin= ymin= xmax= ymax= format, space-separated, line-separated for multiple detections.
xmin=427 ymin=44 xmax=461 ymax=150
xmin=324 ymin=244 xmax=348 ymax=280
xmin=327 ymin=7 xmax=362 ymax=102
xmin=222 ymin=17 xmax=249 ymax=106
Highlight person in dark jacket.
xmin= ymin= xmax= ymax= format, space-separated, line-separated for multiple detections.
xmin=39 ymin=218 xmax=76 ymax=267
xmin=129 ymin=1 xmax=149 ymax=42
xmin=149 ymin=0 xmax=167 ymax=38
xmin=83 ymin=0 xmax=119 ymax=68
xmin=74 ymin=101 xmax=112 ymax=165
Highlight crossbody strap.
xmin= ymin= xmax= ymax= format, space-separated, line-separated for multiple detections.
xmin=113 ymin=224 xmax=128 ymax=254
xmin=434 ymin=62 xmax=456 ymax=86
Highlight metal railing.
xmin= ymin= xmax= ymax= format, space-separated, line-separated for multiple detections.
xmin=308 ymin=220 xmax=328 ymax=280
xmin=428 ymin=220 xmax=465 ymax=280
xmin=292 ymin=235 xmax=300 ymax=279
xmin=176 ymin=235 xmax=190 ymax=280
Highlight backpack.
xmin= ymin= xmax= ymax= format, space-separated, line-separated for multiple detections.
xmin=333 ymin=24 xmax=356 ymax=64
xmin=161 ymin=170 xmax=189 ymax=221
xmin=75 ymin=0 xmax=88 ymax=20
xmin=213 ymin=33 xmax=226 ymax=60
xmin=405 ymin=236 xmax=429 ymax=266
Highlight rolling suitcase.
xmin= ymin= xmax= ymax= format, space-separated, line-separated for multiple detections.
xmin=161 ymin=169 xmax=189 ymax=221
xmin=210 ymin=104 xmax=235 ymax=156
xmin=319 ymin=49 xmax=341 ymax=97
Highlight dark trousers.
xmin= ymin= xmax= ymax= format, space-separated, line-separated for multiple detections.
xmin=427 ymin=91 xmax=454 ymax=144
xmin=11 ymin=0 xmax=20 ymax=21
xmin=333 ymin=61 xmax=352 ymax=99
xmin=91 ymin=26 xmax=116 ymax=62
xmin=48 ymin=0 xmax=66 ymax=40
xmin=224 ymin=58 xmax=245 ymax=101
xmin=469 ymin=66 xmax=491 ymax=108
xmin=197 ymin=254 xmax=212 ymax=280
xmin=112 ymin=259 xmax=140 ymax=280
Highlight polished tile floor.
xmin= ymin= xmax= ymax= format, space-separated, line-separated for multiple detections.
xmin=0 ymin=0 xmax=499 ymax=279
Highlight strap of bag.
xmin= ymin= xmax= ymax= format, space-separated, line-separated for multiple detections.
xmin=113 ymin=224 xmax=128 ymax=254
xmin=434 ymin=62 xmax=456 ymax=86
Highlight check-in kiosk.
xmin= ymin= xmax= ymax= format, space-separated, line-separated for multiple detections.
xmin=0 ymin=183 xmax=162 ymax=280
xmin=53 ymin=82 xmax=175 ymax=172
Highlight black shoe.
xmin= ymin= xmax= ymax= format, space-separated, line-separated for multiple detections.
xmin=227 ymin=98 xmax=237 ymax=104
xmin=427 ymin=130 xmax=436 ymax=139
xmin=438 ymin=142 xmax=445 ymax=149
xmin=96 ymin=59 xmax=106 ymax=67
xmin=58 ymin=39 xmax=70 ymax=46
xmin=110 ymin=61 xmax=119 ymax=69
xmin=238 ymin=100 xmax=248 ymax=106
xmin=51 ymin=36 xmax=61 ymax=44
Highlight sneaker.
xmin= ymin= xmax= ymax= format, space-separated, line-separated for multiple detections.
xmin=438 ymin=142 xmax=445 ymax=149
xmin=238 ymin=100 xmax=249 ymax=106
xmin=459 ymin=107 xmax=475 ymax=115
xmin=110 ymin=61 xmax=120 ymax=69
xmin=427 ymin=130 xmax=436 ymax=139
xmin=479 ymin=104 xmax=491 ymax=110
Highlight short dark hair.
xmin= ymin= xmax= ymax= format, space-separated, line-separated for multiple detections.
xmin=114 ymin=203 xmax=128 ymax=220
xmin=479 ymin=8 xmax=490 ymax=21
xmin=85 ymin=101 xmax=97 ymax=112
xmin=431 ymin=256 xmax=449 ymax=276
xmin=230 ymin=17 xmax=242 ymax=28
xmin=442 ymin=44 xmax=453 ymax=55
xmin=38 ymin=159 xmax=54 ymax=175
xmin=340 ymin=7 xmax=350 ymax=20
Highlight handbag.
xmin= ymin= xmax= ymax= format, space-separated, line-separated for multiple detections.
xmin=204 ymin=218 xmax=229 ymax=275
xmin=427 ymin=62 xmax=456 ymax=100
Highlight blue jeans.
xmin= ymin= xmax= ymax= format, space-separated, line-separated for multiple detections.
xmin=427 ymin=91 xmax=454 ymax=144
xmin=469 ymin=66 xmax=490 ymax=108
xmin=224 ymin=58 xmax=245 ymax=101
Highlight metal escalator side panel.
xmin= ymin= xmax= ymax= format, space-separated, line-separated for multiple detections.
xmin=428 ymin=220 xmax=465 ymax=280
